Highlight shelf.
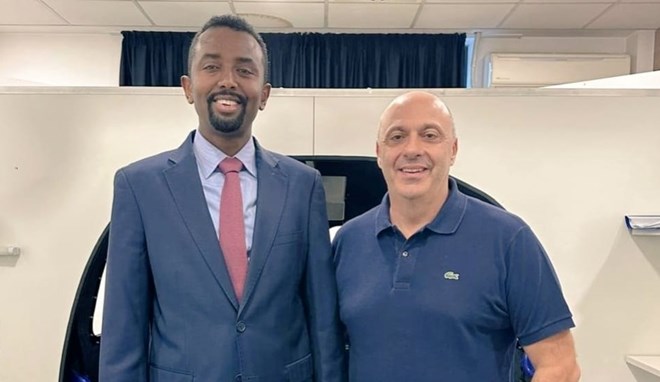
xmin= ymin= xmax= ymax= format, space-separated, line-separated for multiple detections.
xmin=629 ymin=229 xmax=660 ymax=236
xmin=626 ymin=355 xmax=660 ymax=378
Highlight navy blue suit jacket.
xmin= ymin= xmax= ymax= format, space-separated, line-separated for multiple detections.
xmin=99 ymin=131 xmax=345 ymax=382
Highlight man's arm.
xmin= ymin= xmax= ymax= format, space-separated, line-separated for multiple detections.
xmin=504 ymin=226 xmax=579 ymax=381
xmin=524 ymin=330 xmax=580 ymax=382
xmin=99 ymin=169 xmax=151 ymax=382
xmin=304 ymin=171 xmax=347 ymax=382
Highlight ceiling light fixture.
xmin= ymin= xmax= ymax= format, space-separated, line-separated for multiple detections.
xmin=236 ymin=13 xmax=293 ymax=28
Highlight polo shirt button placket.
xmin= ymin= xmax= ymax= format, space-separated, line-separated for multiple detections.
xmin=393 ymin=247 xmax=416 ymax=290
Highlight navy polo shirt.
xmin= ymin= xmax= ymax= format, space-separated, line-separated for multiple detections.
xmin=333 ymin=179 xmax=574 ymax=382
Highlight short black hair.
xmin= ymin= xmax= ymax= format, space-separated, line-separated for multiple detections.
xmin=187 ymin=14 xmax=269 ymax=82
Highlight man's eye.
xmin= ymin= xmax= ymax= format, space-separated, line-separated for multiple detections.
xmin=388 ymin=134 xmax=403 ymax=142
xmin=203 ymin=64 xmax=219 ymax=71
xmin=237 ymin=68 xmax=254 ymax=76
xmin=423 ymin=132 xmax=439 ymax=140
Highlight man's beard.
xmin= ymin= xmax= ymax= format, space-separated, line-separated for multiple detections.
xmin=207 ymin=91 xmax=248 ymax=134
xmin=209 ymin=104 xmax=246 ymax=134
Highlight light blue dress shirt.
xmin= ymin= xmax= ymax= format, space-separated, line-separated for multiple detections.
xmin=193 ymin=131 xmax=257 ymax=252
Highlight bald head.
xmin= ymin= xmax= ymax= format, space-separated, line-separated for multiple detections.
xmin=375 ymin=90 xmax=459 ymax=215
xmin=378 ymin=91 xmax=455 ymax=142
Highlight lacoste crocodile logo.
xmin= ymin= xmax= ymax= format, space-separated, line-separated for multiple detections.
xmin=444 ymin=271 xmax=460 ymax=281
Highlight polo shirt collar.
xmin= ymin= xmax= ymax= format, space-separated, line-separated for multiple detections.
xmin=425 ymin=178 xmax=467 ymax=234
xmin=374 ymin=177 xmax=467 ymax=236
xmin=374 ymin=194 xmax=393 ymax=236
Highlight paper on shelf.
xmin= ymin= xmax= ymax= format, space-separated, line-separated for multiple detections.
xmin=625 ymin=215 xmax=660 ymax=229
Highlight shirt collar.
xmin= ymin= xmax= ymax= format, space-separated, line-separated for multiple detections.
xmin=374 ymin=193 xmax=394 ymax=236
xmin=374 ymin=177 xmax=467 ymax=236
xmin=193 ymin=130 xmax=257 ymax=178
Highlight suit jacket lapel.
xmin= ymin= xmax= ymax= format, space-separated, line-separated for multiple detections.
xmin=239 ymin=140 xmax=287 ymax=314
xmin=164 ymin=131 xmax=239 ymax=310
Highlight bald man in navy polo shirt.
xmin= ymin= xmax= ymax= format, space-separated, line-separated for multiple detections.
xmin=332 ymin=91 xmax=580 ymax=382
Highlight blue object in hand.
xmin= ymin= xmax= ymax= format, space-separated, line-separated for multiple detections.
xmin=521 ymin=353 xmax=535 ymax=378
xmin=70 ymin=370 xmax=91 ymax=382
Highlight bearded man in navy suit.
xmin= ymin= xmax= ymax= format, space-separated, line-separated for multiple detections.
xmin=99 ymin=14 xmax=345 ymax=382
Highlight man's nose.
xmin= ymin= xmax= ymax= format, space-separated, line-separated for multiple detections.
xmin=217 ymin=69 xmax=237 ymax=88
xmin=402 ymin=135 xmax=423 ymax=156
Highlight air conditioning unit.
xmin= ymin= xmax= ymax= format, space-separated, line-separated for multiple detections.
xmin=485 ymin=53 xmax=631 ymax=88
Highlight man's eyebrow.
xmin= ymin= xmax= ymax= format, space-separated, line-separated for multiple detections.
xmin=235 ymin=57 xmax=258 ymax=66
xmin=197 ymin=54 xmax=259 ymax=70
xmin=199 ymin=53 xmax=221 ymax=61
xmin=384 ymin=126 xmax=405 ymax=134
xmin=421 ymin=123 xmax=443 ymax=130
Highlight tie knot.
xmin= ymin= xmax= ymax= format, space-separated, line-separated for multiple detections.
xmin=219 ymin=157 xmax=243 ymax=174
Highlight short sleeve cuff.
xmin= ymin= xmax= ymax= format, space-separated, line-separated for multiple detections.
xmin=518 ymin=316 xmax=575 ymax=346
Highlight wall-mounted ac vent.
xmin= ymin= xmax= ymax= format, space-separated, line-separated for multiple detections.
xmin=485 ymin=53 xmax=631 ymax=88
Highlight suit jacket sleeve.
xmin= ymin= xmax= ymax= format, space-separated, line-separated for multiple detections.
xmin=305 ymin=171 xmax=347 ymax=382
xmin=99 ymin=169 xmax=152 ymax=382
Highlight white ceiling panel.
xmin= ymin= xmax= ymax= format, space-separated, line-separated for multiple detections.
xmin=0 ymin=0 xmax=66 ymax=25
xmin=43 ymin=0 xmax=152 ymax=26
xmin=522 ymin=0 xmax=614 ymax=3
xmin=329 ymin=0 xmax=418 ymax=3
xmin=501 ymin=3 xmax=611 ymax=29
xmin=233 ymin=3 xmax=324 ymax=28
xmin=415 ymin=4 xmax=515 ymax=29
xmin=140 ymin=2 xmax=232 ymax=27
xmin=328 ymin=4 xmax=418 ymax=28
xmin=235 ymin=0 xmax=322 ymax=3
xmin=425 ymin=0 xmax=514 ymax=2
xmin=1 ymin=0 xmax=658 ymax=32
xmin=588 ymin=3 xmax=660 ymax=28
xmin=137 ymin=0 xmax=213 ymax=1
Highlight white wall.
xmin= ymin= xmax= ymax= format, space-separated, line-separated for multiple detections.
xmin=1 ymin=87 xmax=660 ymax=382
xmin=0 ymin=33 xmax=122 ymax=86
xmin=626 ymin=30 xmax=657 ymax=73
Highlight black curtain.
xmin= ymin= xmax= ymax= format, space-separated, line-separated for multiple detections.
xmin=263 ymin=33 xmax=466 ymax=88
xmin=120 ymin=31 xmax=193 ymax=87
xmin=120 ymin=31 xmax=466 ymax=88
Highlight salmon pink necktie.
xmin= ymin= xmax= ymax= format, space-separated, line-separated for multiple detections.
xmin=218 ymin=157 xmax=247 ymax=302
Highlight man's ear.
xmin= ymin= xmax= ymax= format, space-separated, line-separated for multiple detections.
xmin=450 ymin=138 xmax=458 ymax=165
xmin=259 ymin=83 xmax=272 ymax=111
xmin=181 ymin=75 xmax=193 ymax=104
xmin=376 ymin=142 xmax=382 ymax=169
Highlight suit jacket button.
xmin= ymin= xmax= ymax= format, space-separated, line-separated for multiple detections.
xmin=236 ymin=321 xmax=247 ymax=333
xmin=235 ymin=374 xmax=242 ymax=382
